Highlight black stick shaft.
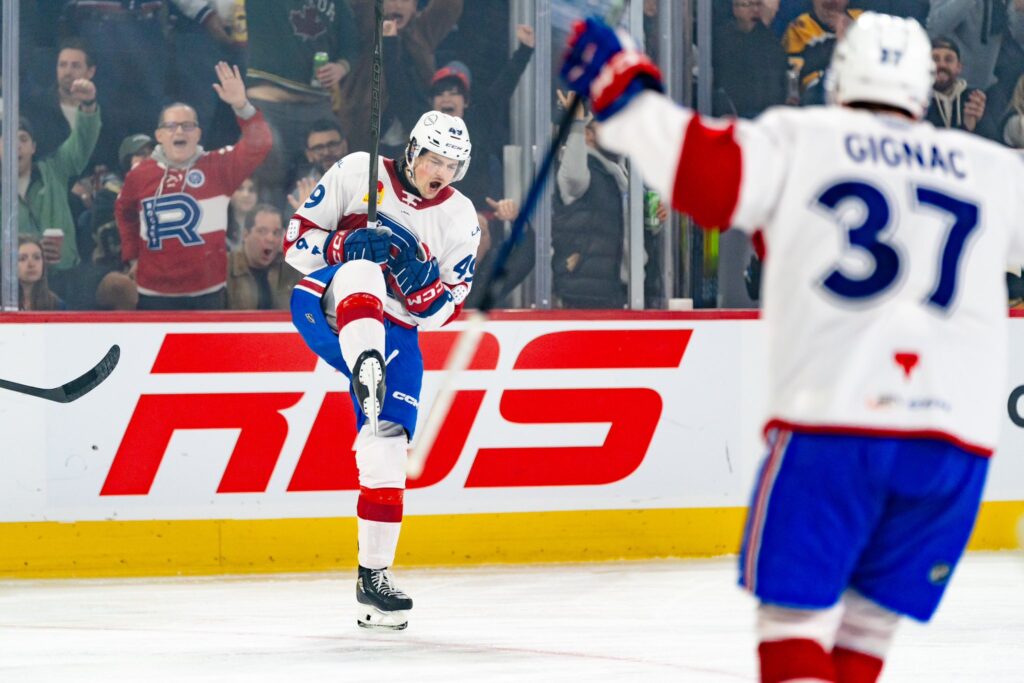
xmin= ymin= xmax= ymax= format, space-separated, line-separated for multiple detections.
xmin=367 ymin=0 xmax=384 ymax=224
xmin=478 ymin=98 xmax=578 ymax=312
xmin=477 ymin=0 xmax=628 ymax=312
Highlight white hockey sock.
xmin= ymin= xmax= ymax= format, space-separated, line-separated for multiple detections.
xmin=834 ymin=590 xmax=900 ymax=658
xmin=354 ymin=424 xmax=408 ymax=569
xmin=340 ymin=317 xmax=385 ymax=370
xmin=357 ymin=517 xmax=403 ymax=569
xmin=328 ymin=261 xmax=386 ymax=369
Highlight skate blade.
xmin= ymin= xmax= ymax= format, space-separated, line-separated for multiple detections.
xmin=357 ymin=605 xmax=408 ymax=631
xmin=359 ymin=358 xmax=383 ymax=436
xmin=366 ymin=399 xmax=379 ymax=436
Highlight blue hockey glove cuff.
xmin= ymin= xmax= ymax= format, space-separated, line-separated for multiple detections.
xmin=326 ymin=226 xmax=392 ymax=265
xmin=560 ymin=17 xmax=663 ymax=121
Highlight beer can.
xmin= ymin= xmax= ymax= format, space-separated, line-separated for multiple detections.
xmin=312 ymin=51 xmax=330 ymax=87
xmin=644 ymin=190 xmax=661 ymax=229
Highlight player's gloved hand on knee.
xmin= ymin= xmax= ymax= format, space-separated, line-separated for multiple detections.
xmin=325 ymin=225 xmax=392 ymax=265
xmin=387 ymin=244 xmax=450 ymax=317
xmin=560 ymin=16 xmax=663 ymax=120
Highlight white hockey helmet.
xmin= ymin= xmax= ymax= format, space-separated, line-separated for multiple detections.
xmin=826 ymin=12 xmax=934 ymax=119
xmin=405 ymin=110 xmax=472 ymax=182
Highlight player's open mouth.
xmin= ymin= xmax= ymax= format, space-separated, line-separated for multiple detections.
xmin=262 ymin=249 xmax=273 ymax=259
xmin=429 ymin=181 xmax=442 ymax=192
xmin=440 ymin=105 xmax=456 ymax=114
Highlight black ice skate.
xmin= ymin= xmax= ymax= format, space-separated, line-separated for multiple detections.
xmin=352 ymin=350 xmax=386 ymax=435
xmin=356 ymin=565 xmax=413 ymax=630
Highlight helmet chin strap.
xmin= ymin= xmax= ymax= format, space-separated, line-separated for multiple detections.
xmin=396 ymin=153 xmax=424 ymax=197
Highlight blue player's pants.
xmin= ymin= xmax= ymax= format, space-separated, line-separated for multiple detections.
xmin=290 ymin=265 xmax=422 ymax=438
xmin=739 ymin=429 xmax=988 ymax=622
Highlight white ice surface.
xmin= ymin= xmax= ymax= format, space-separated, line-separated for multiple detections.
xmin=2 ymin=553 xmax=1023 ymax=682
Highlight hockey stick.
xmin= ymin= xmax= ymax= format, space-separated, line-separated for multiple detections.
xmin=364 ymin=0 xmax=386 ymax=436
xmin=0 ymin=344 xmax=120 ymax=403
xmin=367 ymin=0 xmax=384 ymax=226
xmin=407 ymin=0 xmax=628 ymax=477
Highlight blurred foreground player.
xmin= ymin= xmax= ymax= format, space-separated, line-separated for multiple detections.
xmin=285 ymin=111 xmax=478 ymax=630
xmin=562 ymin=12 xmax=1024 ymax=682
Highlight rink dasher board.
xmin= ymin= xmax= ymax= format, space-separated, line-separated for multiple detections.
xmin=0 ymin=311 xmax=1022 ymax=578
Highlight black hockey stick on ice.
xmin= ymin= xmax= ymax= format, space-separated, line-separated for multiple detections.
xmin=407 ymin=0 xmax=628 ymax=477
xmin=0 ymin=344 xmax=120 ymax=403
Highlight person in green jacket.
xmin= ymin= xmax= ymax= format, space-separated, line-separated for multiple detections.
xmin=1 ymin=76 xmax=101 ymax=274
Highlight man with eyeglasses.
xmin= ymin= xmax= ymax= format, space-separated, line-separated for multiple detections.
xmin=302 ymin=119 xmax=349 ymax=183
xmin=288 ymin=120 xmax=348 ymax=211
xmin=116 ymin=61 xmax=272 ymax=310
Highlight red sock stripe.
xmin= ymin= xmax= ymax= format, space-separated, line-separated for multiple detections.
xmin=357 ymin=487 xmax=404 ymax=523
xmin=832 ymin=646 xmax=883 ymax=683
xmin=759 ymin=638 xmax=836 ymax=683
xmin=337 ymin=292 xmax=383 ymax=327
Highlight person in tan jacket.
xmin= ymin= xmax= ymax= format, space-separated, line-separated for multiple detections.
xmin=226 ymin=204 xmax=301 ymax=310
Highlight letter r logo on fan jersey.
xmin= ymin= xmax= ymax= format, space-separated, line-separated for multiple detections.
xmin=142 ymin=193 xmax=204 ymax=250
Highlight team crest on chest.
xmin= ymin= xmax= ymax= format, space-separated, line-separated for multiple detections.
xmin=186 ymin=169 xmax=206 ymax=188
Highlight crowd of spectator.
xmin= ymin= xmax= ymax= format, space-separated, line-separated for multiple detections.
xmin=1 ymin=0 xmax=540 ymax=312
xmin=710 ymin=0 xmax=1024 ymax=306
xmin=6 ymin=1 xmax=1024 ymax=312
xmin=712 ymin=0 xmax=1024 ymax=131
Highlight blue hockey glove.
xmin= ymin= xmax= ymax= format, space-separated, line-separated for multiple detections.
xmin=388 ymin=247 xmax=450 ymax=317
xmin=386 ymin=230 xmax=428 ymax=263
xmin=560 ymin=17 xmax=663 ymax=120
xmin=325 ymin=225 xmax=392 ymax=265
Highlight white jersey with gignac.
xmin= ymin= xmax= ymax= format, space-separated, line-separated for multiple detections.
xmin=284 ymin=151 xmax=480 ymax=329
xmin=601 ymin=93 xmax=1024 ymax=454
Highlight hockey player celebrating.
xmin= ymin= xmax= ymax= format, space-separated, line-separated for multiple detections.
xmin=284 ymin=111 xmax=478 ymax=630
xmin=563 ymin=12 xmax=1024 ymax=683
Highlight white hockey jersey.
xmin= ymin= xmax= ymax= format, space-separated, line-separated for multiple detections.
xmin=284 ymin=151 xmax=480 ymax=329
xmin=601 ymin=92 xmax=1024 ymax=455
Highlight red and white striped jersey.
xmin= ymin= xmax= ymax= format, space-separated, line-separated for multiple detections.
xmin=601 ymin=92 xmax=1024 ymax=455
xmin=116 ymin=112 xmax=272 ymax=297
xmin=284 ymin=151 xmax=480 ymax=329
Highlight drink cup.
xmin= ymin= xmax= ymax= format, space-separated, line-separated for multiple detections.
xmin=312 ymin=51 xmax=330 ymax=87
xmin=41 ymin=228 xmax=64 ymax=264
